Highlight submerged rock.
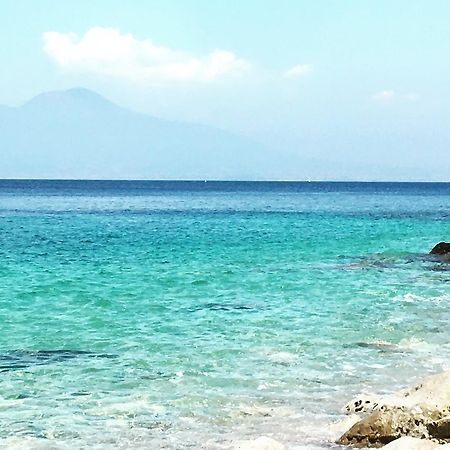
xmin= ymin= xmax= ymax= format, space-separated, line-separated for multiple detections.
xmin=430 ymin=242 xmax=450 ymax=255
xmin=338 ymin=371 xmax=450 ymax=447
xmin=0 ymin=349 xmax=115 ymax=371
xmin=234 ymin=436 xmax=285 ymax=450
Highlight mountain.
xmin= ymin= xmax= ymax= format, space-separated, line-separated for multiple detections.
xmin=0 ymin=88 xmax=441 ymax=181
xmin=0 ymin=88 xmax=286 ymax=180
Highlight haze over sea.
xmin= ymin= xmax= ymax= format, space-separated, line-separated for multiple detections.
xmin=1 ymin=180 xmax=449 ymax=449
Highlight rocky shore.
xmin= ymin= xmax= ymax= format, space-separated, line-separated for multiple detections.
xmin=336 ymin=370 xmax=450 ymax=449
xmin=232 ymin=371 xmax=450 ymax=450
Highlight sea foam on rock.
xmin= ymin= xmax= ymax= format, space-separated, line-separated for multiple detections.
xmin=337 ymin=371 xmax=450 ymax=447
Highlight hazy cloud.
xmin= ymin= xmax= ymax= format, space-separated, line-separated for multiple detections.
xmin=283 ymin=64 xmax=313 ymax=78
xmin=43 ymin=27 xmax=250 ymax=82
xmin=372 ymin=90 xmax=420 ymax=103
xmin=372 ymin=90 xmax=396 ymax=102
xmin=405 ymin=93 xmax=420 ymax=102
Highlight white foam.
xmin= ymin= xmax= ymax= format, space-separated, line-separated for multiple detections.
xmin=259 ymin=348 xmax=299 ymax=364
xmin=1 ymin=437 xmax=71 ymax=450
xmin=395 ymin=292 xmax=450 ymax=304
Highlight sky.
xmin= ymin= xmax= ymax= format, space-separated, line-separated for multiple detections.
xmin=1 ymin=0 xmax=450 ymax=179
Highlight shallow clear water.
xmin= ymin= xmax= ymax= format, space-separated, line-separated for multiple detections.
xmin=0 ymin=180 xmax=449 ymax=449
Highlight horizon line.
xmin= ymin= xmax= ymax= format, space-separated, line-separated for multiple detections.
xmin=0 ymin=178 xmax=449 ymax=184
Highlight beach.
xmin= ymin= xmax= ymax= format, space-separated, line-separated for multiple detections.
xmin=0 ymin=180 xmax=449 ymax=449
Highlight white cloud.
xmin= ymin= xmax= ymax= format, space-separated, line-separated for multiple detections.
xmin=283 ymin=64 xmax=313 ymax=78
xmin=372 ymin=90 xmax=396 ymax=102
xmin=43 ymin=27 xmax=249 ymax=82
xmin=372 ymin=90 xmax=421 ymax=104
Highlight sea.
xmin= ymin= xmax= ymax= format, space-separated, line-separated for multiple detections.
xmin=0 ymin=180 xmax=449 ymax=449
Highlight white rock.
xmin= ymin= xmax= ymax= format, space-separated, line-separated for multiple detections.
xmin=398 ymin=371 xmax=450 ymax=411
xmin=344 ymin=371 xmax=450 ymax=417
xmin=234 ymin=436 xmax=285 ymax=450
xmin=382 ymin=437 xmax=441 ymax=449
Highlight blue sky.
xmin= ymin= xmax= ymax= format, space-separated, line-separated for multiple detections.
xmin=1 ymin=0 xmax=450 ymax=178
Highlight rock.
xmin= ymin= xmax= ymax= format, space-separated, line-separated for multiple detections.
xmin=338 ymin=371 xmax=450 ymax=447
xmin=337 ymin=407 xmax=430 ymax=447
xmin=382 ymin=437 xmax=441 ymax=449
xmin=430 ymin=242 xmax=450 ymax=255
xmin=233 ymin=436 xmax=285 ymax=450
xmin=397 ymin=371 xmax=450 ymax=413
xmin=429 ymin=417 xmax=450 ymax=440
xmin=343 ymin=393 xmax=387 ymax=415
xmin=344 ymin=371 xmax=450 ymax=416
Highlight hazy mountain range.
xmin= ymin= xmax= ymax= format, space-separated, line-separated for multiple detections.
xmin=0 ymin=88 xmax=277 ymax=180
xmin=0 ymin=88 xmax=441 ymax=180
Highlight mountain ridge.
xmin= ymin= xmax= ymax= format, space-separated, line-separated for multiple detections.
xmin=0 ymin=87 xmax=281 ymax=180
xmin=0 ymin=88 xmax=442 ymax=181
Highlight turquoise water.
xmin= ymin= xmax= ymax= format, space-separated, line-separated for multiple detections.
xmin=0 ymin=181 xmax=449 ymax=449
